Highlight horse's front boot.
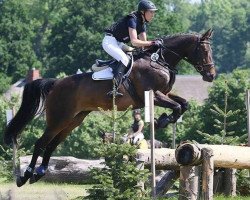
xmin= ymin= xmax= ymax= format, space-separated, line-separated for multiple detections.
xmin=16 ymin=167 xmax=34 ymax=187
xmin=156 ymin=113 xmax=172 ymax=129
xmin=29 ymin=165 xmax=47 ymax=184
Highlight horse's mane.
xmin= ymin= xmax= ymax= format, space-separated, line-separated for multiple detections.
xmin=160 ymin=32 xmax=200 ymax=40
xmin=133 ymin=32 xmax=200 ymax=60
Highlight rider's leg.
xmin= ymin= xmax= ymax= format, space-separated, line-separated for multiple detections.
xmin=133 ymin=133 xmax=144 ymax=145
xmin=102 ymin=35 xmax=129 ymax=96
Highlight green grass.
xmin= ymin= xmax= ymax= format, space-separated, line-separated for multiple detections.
xmin=158 ymin=194 xmax=250 ymax=200
xmin=214 ymin=195 xmax=250 ymax=200
xmin=0 ymin=181 xmax=91 ymax=200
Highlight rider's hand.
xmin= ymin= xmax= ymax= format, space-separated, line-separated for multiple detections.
xmin=151 ymin=39 xmax=163 ymax=48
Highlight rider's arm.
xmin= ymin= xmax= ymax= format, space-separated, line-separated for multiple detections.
xmin=138 ymin=31 xmax=147 ymax=41
xmin=129 ymin=28 xmax=152 ymax=47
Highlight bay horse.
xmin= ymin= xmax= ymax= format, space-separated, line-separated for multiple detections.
xmin=4 ymin=29 xmax=216 ymax=187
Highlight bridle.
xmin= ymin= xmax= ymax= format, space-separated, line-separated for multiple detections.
xmin=156 ymin=36 xmax=214 ymax=73
xmin=192 ymin=37 xmax=214 ymax=73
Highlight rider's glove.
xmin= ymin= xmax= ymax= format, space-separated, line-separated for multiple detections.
xmin=151 ymin=39 xmax=163 ymax=48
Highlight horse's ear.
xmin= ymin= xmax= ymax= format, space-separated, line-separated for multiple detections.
xmin=201 ymin=29 xmax=213 ymax=40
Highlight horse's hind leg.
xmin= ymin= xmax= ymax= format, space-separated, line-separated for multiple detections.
xmin=30 ymin=111 xmax=90 ymax=184
xmin=16 ymin=112 xmax=81 ymax=187
xmin=16 ymin=126 xmax=58 ymax=187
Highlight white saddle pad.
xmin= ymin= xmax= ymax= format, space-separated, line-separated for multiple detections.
xmin=92 ymin=67 xmax=113 ymax=80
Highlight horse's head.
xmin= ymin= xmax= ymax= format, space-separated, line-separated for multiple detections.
xmin=187 ymin=29 xmax=216 ymax=82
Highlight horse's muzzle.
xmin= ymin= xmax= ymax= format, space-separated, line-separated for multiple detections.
xmin=202 ymin=72 xmax=215 ymax=82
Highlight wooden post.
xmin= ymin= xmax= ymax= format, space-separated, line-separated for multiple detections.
xmin=201 ymin=147 xmax=214 ymax=200
xmin=224 ymin=168 xmax=236 ymax=197
xmin=179 ymin=166 xmax=200 ymax=200
xmin=145 ymin=90 xmax=156 ymax=198
xmin=149 ymin=90 xmax=156 ymax=198
xmin=136 ymin=154 xmax=145 ymax=191
xmin=156 ymin=170 xmax=180 ymax=196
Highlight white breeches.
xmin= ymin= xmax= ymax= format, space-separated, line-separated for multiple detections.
xmin=133 ymin=133 xmax=144 ymax=144
xmin=102 ymin=35 xmax=129 ymax=66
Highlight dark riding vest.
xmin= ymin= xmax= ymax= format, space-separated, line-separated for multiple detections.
xmin=132 ymin=119 xmax=144 ymax=133
xmin=105 ymin=11 xmax=146 ymax=43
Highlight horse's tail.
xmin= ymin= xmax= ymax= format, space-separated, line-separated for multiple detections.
xmin=3 ymin=78 xmax=56 ymax=146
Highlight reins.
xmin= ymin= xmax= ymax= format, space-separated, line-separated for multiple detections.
xmin=155 ymin=36 xmax=214 ymax=73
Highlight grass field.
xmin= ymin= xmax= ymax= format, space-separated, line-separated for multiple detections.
xmin=0 ymin=181 xmax=91 ymax=200
xmin=165 ymin=195 xmax=250 ymax=200
xmin=1 ymin=181 xmax=249 ymax=200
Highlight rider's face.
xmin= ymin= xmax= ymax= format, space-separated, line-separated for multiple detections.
xmin=134 ymin=114 xmax=141 ymax=121
xmin=144 ymin=10 xmax=155 ymax=22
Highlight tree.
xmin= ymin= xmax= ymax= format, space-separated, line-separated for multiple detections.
xmin=0 ymin=0 xmax=41 ymax=82
xmin=197 ymin=81 xmax=242 ymax=144
xmin=85 ymin=143 xmax=150 ymax=200
xmin=197 ymin=68 xmax=250 ymax=143
xmin=191 ymin=0 xmax=249 ymax=72
xmin=45 ymin=0 xmax=186 ymax=77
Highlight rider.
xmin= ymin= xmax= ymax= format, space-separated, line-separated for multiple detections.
xmin=103 ymin=0 xmax=161 ymax=97
xmin=127 ymin=109 xmax=145 ymax=146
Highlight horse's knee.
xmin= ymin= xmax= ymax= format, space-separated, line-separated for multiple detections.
xmin=173 ymin=104 xmax=182 ymax=115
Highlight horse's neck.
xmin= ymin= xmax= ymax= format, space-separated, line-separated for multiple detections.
xmin=163 ymin=35 xmax=196 ymax=67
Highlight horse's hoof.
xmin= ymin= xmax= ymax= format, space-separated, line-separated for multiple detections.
xmin=29 ymin=173 xmax=45 ymax=184
xmin=16 ymin=176 xmax=27 ymax=187
xmin=157 ymin=117 xmax=170 ymax=129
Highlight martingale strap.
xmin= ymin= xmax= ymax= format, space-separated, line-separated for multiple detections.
xmin=122 ymin=78 xmax=143 ymax=104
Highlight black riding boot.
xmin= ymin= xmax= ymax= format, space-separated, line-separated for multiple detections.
xmin=107 ymin=62 xmax=127 ymax=97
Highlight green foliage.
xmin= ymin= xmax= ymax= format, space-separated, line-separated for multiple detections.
xmin=197 ymin=80 xmax=242 ymax=144
xmin=0 ymin=144 xmax=13 ymax=181
xmin=180 ymin=68 xmax=249 ymax=144
xmin=176 ymin=100 xmax=203 ymax=142
xmin=201 ymin=68 xmax=250 ymax=142
xmin=236 ymin=169 xmax=250 ymax=195
xmin=0 ymin=73 xmax=11 ymax=94
xmin=45 ymin=0 xmax=186 ymax=77
xmin=191 ymin=0 xmax=250 ymax=72
xmin=0 ymin=0 xmax=41 ymax=82
xmin=85 ymin=143 xmax=150 ymax=200
xmin=0 ymin=0 xmax=249 ymax=80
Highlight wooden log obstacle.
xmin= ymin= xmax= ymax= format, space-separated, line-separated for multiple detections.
xmin=175 ymin=143 xmax=250 ymax=169
xmin=19 ymin=143 xmax=250 ymax=199
xmin=137 ymin=143 xmax=250 ymax=199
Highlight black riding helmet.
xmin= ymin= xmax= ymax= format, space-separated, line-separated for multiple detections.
xmin=138 ymin=0 xmax=158 ymax=12
xmin=133 ymin=109 xmax=141 ymax=116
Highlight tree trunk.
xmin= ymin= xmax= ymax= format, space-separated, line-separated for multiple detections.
xmin=20 ymin=156 xmax=104 ymax=183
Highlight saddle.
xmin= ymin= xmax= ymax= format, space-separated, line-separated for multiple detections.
xmin=92 ymin=44 xmax=134 ymax=81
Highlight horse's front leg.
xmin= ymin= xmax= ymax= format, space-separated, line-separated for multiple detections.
xmin=168 ymin=93 xmax=189 ymax=115
xmin=154 ymin=91 xmax=182 ymax=129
